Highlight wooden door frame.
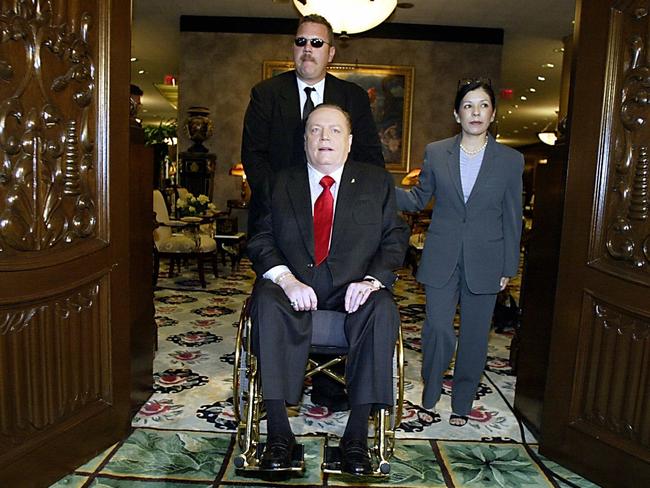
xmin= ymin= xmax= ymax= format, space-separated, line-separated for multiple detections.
xmin=541 ymin=1 xmax=650 ymax=486
xmin=0 ymin=1 xmax=135 ymax=486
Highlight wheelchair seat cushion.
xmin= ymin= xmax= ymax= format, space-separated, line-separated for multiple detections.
xmin=310 ymin=310 xmax=348 ymax=349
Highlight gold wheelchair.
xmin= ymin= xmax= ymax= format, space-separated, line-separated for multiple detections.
xmin=232 ymin=297 xmax=405 ymax=476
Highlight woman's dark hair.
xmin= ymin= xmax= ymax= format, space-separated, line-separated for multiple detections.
xmin=454 ymin=80 xmax=496 ymax=112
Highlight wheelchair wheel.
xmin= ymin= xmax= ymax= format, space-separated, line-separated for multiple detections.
xmin=372 ymin=325 xmax=405 ymax=473
xmin=232 ymin=299 xmax=262 ymax=468
xmin=232 ymin=298 xmax=250 ymax=424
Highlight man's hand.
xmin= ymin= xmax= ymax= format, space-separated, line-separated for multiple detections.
xmin=345 ymin=280 xmax=380 ymax=313
xmin=278 ymin=273 xmax=318 ymax=311
xmin=500 ymin=277 xmax=510 ymax=291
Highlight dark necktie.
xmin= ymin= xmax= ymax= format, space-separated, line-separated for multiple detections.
xmin=303 ymin=86 xmax=315 ymax=121
xmin=313 ymin=175 xmax=335 ymax=266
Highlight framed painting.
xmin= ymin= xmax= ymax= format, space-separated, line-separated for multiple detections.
xmin=263 ymin=61 xmax=414 ymax=173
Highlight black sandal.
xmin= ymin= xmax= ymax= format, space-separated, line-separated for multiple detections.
xmin=449 ymin=413 xmax=468 ymax=427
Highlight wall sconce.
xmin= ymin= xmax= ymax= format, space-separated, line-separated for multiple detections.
xmin=229 ymin=163 xmax=248 ymax=201
xmin=293 ymin=0 xmax=397 ymax=35
xmin=537 ymin=131 xmax=557 ymax=145
xmin=537 ymin=121 xmax=557 ymax=145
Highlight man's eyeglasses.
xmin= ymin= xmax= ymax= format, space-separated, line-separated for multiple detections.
xmin=294 ymin=37 xmax=330 ymax=48
xmin=458 ymin=77 xmax=492 ymax=89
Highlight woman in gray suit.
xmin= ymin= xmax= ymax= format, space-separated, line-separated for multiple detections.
xmin=396 ymin=80 xmax=523 ymax=426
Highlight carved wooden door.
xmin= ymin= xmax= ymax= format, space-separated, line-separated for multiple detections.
xmin=542 ymin=1 xmax=650 ymax=486
xmin=0 ymin=1 xmax=133 ymax=486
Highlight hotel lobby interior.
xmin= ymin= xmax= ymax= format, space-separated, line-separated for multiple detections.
xmin=1 ymin=2 xmax=648 ymax=488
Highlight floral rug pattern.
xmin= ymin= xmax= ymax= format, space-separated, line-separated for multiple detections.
xmin=132 ymin=260 xmax=536 ymax=442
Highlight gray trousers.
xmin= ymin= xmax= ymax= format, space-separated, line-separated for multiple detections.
xmin=250 ymin=274 xmax=399 ymax=407
xmin=421 ymin=261 xmax=497 ymax=415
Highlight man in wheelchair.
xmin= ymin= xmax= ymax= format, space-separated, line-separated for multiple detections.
xmin=246 ymin=105 xmax=409 ymax=475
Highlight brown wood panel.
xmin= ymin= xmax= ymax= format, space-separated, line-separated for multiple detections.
xmin=542 ymin=0 xmax=650 ymax=486
xmin=0 ymin=1 xmax=135 ymax=486
xmin=514 ymin=142 xmax=569 ymax=430
xmin=570 ymin=292 xmax=650 ymax=458
xmin=129 ymin=126 xmax=155 ymax=414
xmin=0 ymin=280 xmax=109 ymax=440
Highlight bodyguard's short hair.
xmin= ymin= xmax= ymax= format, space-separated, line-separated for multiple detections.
xmin=298 ymin=14 xmax=334 ymax=45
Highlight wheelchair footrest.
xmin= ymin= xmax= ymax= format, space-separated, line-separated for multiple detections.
xmin=235 ymin=442 xmax=304 ymax=472
xmin=321 ymin=445 xmax=389 ymax=477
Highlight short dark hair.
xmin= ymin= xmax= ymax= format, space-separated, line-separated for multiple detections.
xmin=454 ymin=80 xmax=495 ymax=112
xmin=298 ymin=14 xmax=334 ymax=45
xmin=306 ymin=104 xmax=352 ymax=133
xmin=130 ymin=84 xmax=143 ymax=96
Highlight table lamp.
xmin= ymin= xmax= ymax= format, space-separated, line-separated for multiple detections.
xmin=229 ymin=163 xmax=248 ymax=201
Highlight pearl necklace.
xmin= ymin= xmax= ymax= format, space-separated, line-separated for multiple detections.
xmin=460 ymin=139 xmax=488 ymax=156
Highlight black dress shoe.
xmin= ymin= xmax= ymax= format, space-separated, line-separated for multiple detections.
xmin=260 ymin=434 xmax=295 ymax=470
xmin=339 ymin=438 xmax=372 ymax=475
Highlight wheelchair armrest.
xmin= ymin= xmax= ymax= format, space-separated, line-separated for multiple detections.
xmin=310 ymin=310 xmax=348 ymax=349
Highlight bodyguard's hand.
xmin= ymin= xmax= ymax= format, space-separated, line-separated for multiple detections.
xmin=499 ymin=277 xmax=510 ymax=291
xmin=278 ymin=274 xmax=318 ymax=311
xmin=345 ymin=281 xmax=379 ymax=314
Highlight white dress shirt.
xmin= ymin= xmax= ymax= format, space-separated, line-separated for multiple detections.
xmin=263 ymin=164 xmax=344 ymax=283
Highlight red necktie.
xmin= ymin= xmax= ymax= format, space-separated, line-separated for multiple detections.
xmin=314 ymin=175 xmax=335 ymax=266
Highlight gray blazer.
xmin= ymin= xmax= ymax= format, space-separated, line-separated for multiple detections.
xmin=396 ymin=134 xmax=524 ymax=294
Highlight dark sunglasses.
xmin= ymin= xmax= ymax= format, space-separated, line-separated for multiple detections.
xmin=294 ymin=37 xmax=330 ymax=48
xmin=458 ymin=77 xmax=492 ymax=89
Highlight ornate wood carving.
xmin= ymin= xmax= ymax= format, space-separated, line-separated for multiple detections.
xmin=0 ymin=278 xmax=111 ymax=443
xmin=573 ymin=293 xmax=650 ymax=454
xmin=595 ymin=1 xmax=650 ymax=282
xmin=0 ymin=1 xmax=97 ymax=254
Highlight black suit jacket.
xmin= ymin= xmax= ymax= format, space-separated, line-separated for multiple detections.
xmin=241 ymin=70 xmax=384 ymax=199
xmin=247 ymin=160 xmax=408 ymax=293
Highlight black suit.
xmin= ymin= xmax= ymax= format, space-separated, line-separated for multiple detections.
xmin=247 ymin=160 xmax=408 ymax=406
xmin=242 ymin=71 xmax=384 ymax=234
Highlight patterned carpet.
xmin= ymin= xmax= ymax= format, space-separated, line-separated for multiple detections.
xmin=52 ymin=258 xmax=600 ymax=488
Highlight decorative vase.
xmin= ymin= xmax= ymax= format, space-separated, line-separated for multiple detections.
xmin=185 ymin=106 xmax=214 ymax=153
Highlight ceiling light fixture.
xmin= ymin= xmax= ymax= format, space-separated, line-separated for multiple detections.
xmin=537 ymin=75 xmax=546 ymax=81
xmin=138 ymin=69 xmax=146 ymax=74
xmin=528 ymin=87 xmax=536 ymax=92
xmin=520 ymin=96 xmax=527 ymax=101
xmin=293 ymin=0 xmax=397 ymax=35
xmin=542 ymin=63 xmax=555 ymax=68
xmin=130 ymin=57 xmax=138 ymax=62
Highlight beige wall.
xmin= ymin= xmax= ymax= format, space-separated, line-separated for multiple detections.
xmin=179 ymin=32 xmax=501 ymax=209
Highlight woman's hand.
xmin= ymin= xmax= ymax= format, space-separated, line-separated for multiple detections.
xmin=345 ymin=280 xmax=380 ymax=313
xmin=278 ymin=274 xmax=318 ymax=311
xmin=499 ymin=277 xmax=510 ymax=291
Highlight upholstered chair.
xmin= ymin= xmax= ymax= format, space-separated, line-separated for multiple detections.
xmin=153 ymin=190 xmax=218 ymax=287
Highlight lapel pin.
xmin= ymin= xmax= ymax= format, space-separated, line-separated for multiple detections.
xmin=351 ymin=178 xmax=356 ymax=184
